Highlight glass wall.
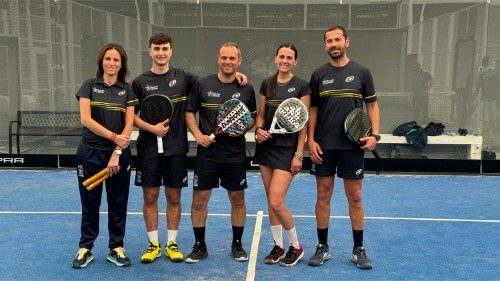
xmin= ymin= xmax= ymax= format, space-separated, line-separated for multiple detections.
xmin=0 ymin=0 xmax=497 ymax=160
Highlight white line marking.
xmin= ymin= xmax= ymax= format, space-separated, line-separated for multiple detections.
xmin=0 ymin=211 xmax=498 ymax=223
xmin=246 ymin=210 xmax=263 ymax=281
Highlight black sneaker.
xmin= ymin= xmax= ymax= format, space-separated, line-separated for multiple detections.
xmin=308 ymin=244 xmax=331 ymax=266
xmin=264 ymin=245 xmax=286 ymax=264
xmin=280 ymin=244 xmax=304 ymax=267
xmin=351 ymin=246 xmax=373 ymax=269
xmin=72 ymin=248 xmax=93 ymax=268
xmin=231 ymin=240 xmax=248 ymax=262
xmin=107 ymin=247 xmax=131 ymax=267
xmin=185 ymin=242 xmax=208 ymax=263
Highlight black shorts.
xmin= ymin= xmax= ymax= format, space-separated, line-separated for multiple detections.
xmin=193 ymin=159 xmax=247 ymax=191
xmin=254 ymin=143 xmax=294 ymax=172
xmin=310 ymin=149 xmax=365 ymax=179
xmin=135 ymin=154 xmax=188 ymax=188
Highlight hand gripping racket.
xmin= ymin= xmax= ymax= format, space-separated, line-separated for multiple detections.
xmin=344 ymin=108 xmax=382 ymax=175
xmin=210 ymin=98 xmax=251 ymax=139
xmin=83 ymin=168 xmax=108 ymax=191
xmin=140 ymin=94 xmax=173 ymax=153
xmin=269 ymin=98 xmax=308 ymax=134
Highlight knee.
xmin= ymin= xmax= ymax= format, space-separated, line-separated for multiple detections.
xmin=143 ymin=193 xmax=158 ymax=206
xmin=167 ymin=191 xmax=181 ymax=206
xmin=268 ymin=195 xmax=285 ymax=212
xmin=346 ymin=190 xmax=362 ymax=204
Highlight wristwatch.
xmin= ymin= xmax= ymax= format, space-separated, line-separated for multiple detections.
xmin=114 ymin=149 xmax=122 ymax=155
xmin=371 ymin=133 xmax=381 ymax=142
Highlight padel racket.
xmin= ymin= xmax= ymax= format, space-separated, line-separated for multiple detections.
xmin=83 ymin=168 xmax=108 ymax=191
xmin=269 ymin=98 xmax=308 ymax=134
xmin=140 ymin=94 xmax=173 ymax=153
xmin=344 ymin=108 xmax=382 ymax=174
xmin=210 ymin=98 xmax=251 ymax=139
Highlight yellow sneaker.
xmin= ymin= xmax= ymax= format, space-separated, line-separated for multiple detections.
xmin=166 ymin=240 xmax=184 ymax=262
xmin=140 ymin=241 xmax=161 ymax=263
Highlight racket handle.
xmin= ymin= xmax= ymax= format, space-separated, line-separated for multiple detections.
xmin=83 ymin=168 xmax=107 ymax=187
xmin=86 ymin=174 xmax=109 ymax=191
xmin=157 ymin=136 xmax=164 ymax=154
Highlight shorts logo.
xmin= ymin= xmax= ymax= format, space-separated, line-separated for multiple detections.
xmin=136 ymin=171 xmax=142 ymax=183
xmin=355 ymin=168 xmax=363 ymax=175
xmin=311 ymin=163 xmax=316 ymax=172
xmin=240 ymin=179 xmax=246 ymax=186
xmin=169 ymin=79 xmax=177 ymax=87
xmin=287 ymin=87 xmax=296 ymax=93
xmin=77 ymin=165 xmax=84 ymax=178
xmin=127 ymin=165 xmax=131 ymax=171
xmin=345 ymin=76 xmax=355 ymax=83
xmin=232 ymin=92 xmax=241 ymax=99
xmin=182 ymin=176 xmax=187 ymax=183
xmin=193 ymin=175 xmax=199 ymax=187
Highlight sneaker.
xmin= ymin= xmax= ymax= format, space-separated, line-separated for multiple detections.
xmin=72 ymin=248 xmax=93 ymax=268
xmin=107 ymin=247 xmax=131 ymax=267
xmin=264 ymin=245 xmax=286 ymax=264
xmin=351 ymin=246 xmax=373 ymax=269
xmin=308 ymin=244 xmax=331 ymax=266
xmin=166 ymin=240 xmax=184 ymax=262
xmin=280 ymin=244 xmax=304 ymax=267
xmin=185 ymin=242 xmax=208 ymax=263
xmin=140 ymin=240 xmax=161 ymax=263
xmin=231 ymin=240 xmax=248 ymax=262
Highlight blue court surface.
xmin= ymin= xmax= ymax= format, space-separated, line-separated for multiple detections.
xmin=0 ymin=170 xmax=499 ymax=281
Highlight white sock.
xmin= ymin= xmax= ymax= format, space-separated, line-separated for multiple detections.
xmin=285 ymin=226 xmax=300 ymax=249
xmin=147 ymin=230 xmax=159 ymax=243
xmin=167 ymin=229 xmax=178 ymax=243
xmin=271 ymin=225 xmax=283 ymax=248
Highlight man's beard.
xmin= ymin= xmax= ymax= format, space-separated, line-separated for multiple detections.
xmin=328 ymin=48 xmax=344 ymax=60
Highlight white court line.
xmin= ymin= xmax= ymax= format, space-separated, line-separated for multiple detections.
xmin=246 ymin=211 xmax=263 ymax=281
xmin=0 ymin=211 xmax=498 ymax=223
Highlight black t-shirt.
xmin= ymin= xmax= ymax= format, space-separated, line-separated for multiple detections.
xmin=76 ymin=77 xmax=138 ymax=150
xmin=310 ymin=61 xmax=377 ymax=149
xmin=132 ymin=68 xmax=198 ymax=156
xmin=258 ymin=76 xmax=310 ymax=147
xmin=186 ymin=74 xmax=257 ymax=163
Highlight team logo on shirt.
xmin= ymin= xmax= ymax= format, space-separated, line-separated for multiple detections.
xmin=169 ymin=79 xmax=177 ymax=87
xmin=92 ymin=87 xmax=105 ymax=94
xmin=288 ymin=87 xmax=296 ymax=93
xmin=145 ymin=85 xmax=159 ymax=91
xmin=207 ymin=91 xmax=220 ymax=97
xmin=232 ymin=92 xmax=241 ymax=99
xmin=345 ymin=76 xmax=354 ymax=83
xmin=322 ymin=79 xmax=334 ymax=85
xmin=118 ymin=90 xmax=126 ymax=96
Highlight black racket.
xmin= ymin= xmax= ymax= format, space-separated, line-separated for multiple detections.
xmin=269 ymin=98 xmax=308 ymax=134
xmin=344 ymin=108 xmax=382 ymax=175
xmin=210 ymin=98 xmax=251 ymax=139
xmin=140 ymin=94 xmax=173 ymax=153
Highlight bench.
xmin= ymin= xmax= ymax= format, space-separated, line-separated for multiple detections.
xmin=9 ymin=111 xmax=82 ymax=154
xmin=130 ymin=132 xmax=483 ymax=160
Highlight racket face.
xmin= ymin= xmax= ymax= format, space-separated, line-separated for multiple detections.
xmin=272 ymin=98 xmax=308 ymax=133
xmin=140 ymin=94 xmax=173 ymax=124
xmin=344 ymin=108 xmax=371 ymax=145
xmin=216 ymin=99 xmax=251 ymax=134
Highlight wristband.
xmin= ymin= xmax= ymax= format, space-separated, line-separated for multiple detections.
xmin=110 ymin=132 xmax=117 ymax=141
xmin=294 ymin=152 xmax=303 ymax=161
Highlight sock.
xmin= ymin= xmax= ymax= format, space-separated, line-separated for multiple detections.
xmin=353 ymin=229 xmax=364 ymax=250
xmin=147 ymin=230 xmax=159 ymax=244
xmin=193 ymin=227 xmax=205 ymax=245
xmin=271 ymin=225 xmax=283 ymax=248
xmin=318 ymin=228 xmax=328 ymax=246
xmin=232 ymin=225 xmax=244 ymax=244
xmin=284 ymin=226 xmax=300 ymax=249
xmin=167 ymin=229 xmax=178 ymax=243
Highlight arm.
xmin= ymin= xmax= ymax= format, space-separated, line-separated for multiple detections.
xmin=290 ymin=94 xmax=311 ymax=175
xmin=186 ymin=111 xmax=214 ymax=148
xmin=307 ymin=106 xmax=322 ymax=164
xmin=360 ymin=101 xmax=380 ymax=151
xmin=254 ymin=95 xmax=271 ymax=143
